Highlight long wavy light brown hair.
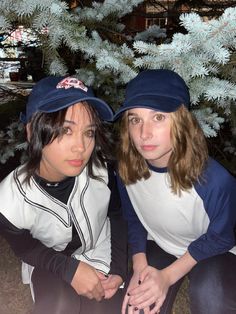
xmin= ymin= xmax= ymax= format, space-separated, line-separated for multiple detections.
xmin=117 ymin=105 xmax=208 ymax=195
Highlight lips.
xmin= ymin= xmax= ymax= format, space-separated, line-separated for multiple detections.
xmin=67 ymin=159 xmax=83 ymax=167
xmin=140 ymin=145 xmax=157 ymax=151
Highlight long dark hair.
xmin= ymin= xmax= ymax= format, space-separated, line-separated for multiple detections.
xmin=21 ymin=102 xmax=114 ymax=184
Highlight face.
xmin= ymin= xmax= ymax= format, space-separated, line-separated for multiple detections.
xmin=39 ymin=103 xmax=96 ymax=181
xmin=128 ymin=108 xmax=172 ymax=168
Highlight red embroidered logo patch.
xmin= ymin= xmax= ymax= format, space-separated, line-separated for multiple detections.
xmin=56 ymin=77 xmax=88 ymax=92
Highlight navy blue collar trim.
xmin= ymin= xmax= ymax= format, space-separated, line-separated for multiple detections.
xmin=147 ymin=162 xmax=168 ymax=173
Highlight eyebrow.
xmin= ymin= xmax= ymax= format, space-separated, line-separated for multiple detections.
xmin=128 ymin=110 xmax=164 ymax=116
xmin=127 ymin=112 xmax=138 ymax=117
xmin=64 ymin=120 xmax=96 ymax=128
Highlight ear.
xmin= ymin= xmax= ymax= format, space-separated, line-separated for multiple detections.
xmin=26 ymin=123 xmax=31 ymax=142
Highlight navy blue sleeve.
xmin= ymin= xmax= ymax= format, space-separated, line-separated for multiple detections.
xmin=188 ymin=159 xmax=236 ymax=261
xmin=0 ymin=213 xmax=79 ymax=284
xmin=116 ymin=175 xmax=147 ymax=256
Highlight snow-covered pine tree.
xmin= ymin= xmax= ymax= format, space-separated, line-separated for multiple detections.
xmin=0 ymin=1 xmax=235 ymax=170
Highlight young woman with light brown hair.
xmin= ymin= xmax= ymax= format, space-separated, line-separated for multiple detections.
xmin=114 ymin=69 xmax=236 ymax=314
xmin=118 ymin=104 xmax=208 ymax=195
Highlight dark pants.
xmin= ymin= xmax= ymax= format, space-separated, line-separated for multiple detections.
xmin=126 ymin=241 xmax=236 ymax=314
xmin=31 ymin=267 xmax=125 ymax=314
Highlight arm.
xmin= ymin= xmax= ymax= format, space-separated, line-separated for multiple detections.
xmin=161 ymin=251 xmax=197 ymax=285
xmin=189 ymin=167 xmax=236 ymax=261
xmin=0 ymin=213 xmax=105 ymax=300
xmin=117 ymin=174 xmax=147 ymax=255
xmin=0 ymin=213 xmax=79 ymax=284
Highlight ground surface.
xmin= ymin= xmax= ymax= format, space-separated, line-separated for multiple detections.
xmin=0 ymin=236 xmax=33 ymax=314
xmin=0 ymin=235 xmax=190 ymax=314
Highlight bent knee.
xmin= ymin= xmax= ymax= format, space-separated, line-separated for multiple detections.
xmin=188 ymin=254 xmax=236 ymax=314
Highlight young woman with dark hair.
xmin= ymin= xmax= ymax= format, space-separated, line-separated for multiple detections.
xmin=0 ymin=76 xmax=127 ymax=314
xmin=114 ymin=69 xmax=236 ymax=314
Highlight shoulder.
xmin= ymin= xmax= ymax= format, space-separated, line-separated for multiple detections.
xmin=0 ymin=165 xmax=31 ymax=200
xmin=89 ymin=164 xmax=110 ymax=187
xmin=203 ymin=158 xmax=235 ymax=185
xmin=195 ymin=157 xmax=236 ymax=198
xmin=0 ymin=167 xmax=21 ymax=190
xmin=0 ymin=166 xmax=29 ymax=223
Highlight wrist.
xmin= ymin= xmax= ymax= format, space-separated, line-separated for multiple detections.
xmin=161 ymin=267 xmax=174 ymax=286
xmin=161 ymin=252 xmax=197 ymax=286
xmin=132 ymin=252 xmax=148 ymax=272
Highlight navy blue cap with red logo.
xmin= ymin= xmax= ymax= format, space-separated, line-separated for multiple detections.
xmin=21 ymin=76 xmax=114 ymax=123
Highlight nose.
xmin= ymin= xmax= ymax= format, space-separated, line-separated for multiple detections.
xmin=71 ymin=134 xmax=86 ymax=153
xmin=140 ymin=122 xmax=152 ymax=140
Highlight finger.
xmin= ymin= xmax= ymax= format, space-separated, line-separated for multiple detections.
xmin=103 ymin=279 xmax=117 ymax=290
xmin=129 ymin=291 xmax=148 ymax=307
xmin=129 ymin=278 xmax=160 ymax=302
xmin=104 ymin=288 xmax=117 ymax=299
xmin=150 ymin=305 xmax=161 ymax=314
xmin=97 ymin=272 xmax=108 ymax=281
xmin=149 ymin=299 xmax=164 ymax=314
xmin=97 ymin=279 xmax=105 ymax=293
xmin=129 ymin=281 xmax=149 ymax=298
xmin=139 ymin=267 xmax=150 ymax=282
xmin=131 ymin=294 xmax=157 ymax=311
xmin=93 ymin=282 xmax=105 ymax=301
xmin=84 ymin=291 xmax=94 ymax=300
xmin=128 ymin=304 xmax=137 ymax=314
xmin=100 ymin=279 xmax=111 ymax=289
xmin=122 ymin=293 xmax=130 ymax=314
xmin=128 ymin=285 xmax=144 ymax=296
xmin=143 ymin=306 xmax=152 ymax=314
xmin=93 ymin=291 xmax=104 ymax=302
xmin=150 ymin=307 xmax=161 ymax=314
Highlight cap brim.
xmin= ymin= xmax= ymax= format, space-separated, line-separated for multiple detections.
xmin=113 ymin=94 xmax=183 ymax=120
xmin=39 ymin=95 xmax=114 ymax=122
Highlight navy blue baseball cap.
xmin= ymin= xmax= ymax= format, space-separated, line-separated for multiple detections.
xmin=113 ymin=69 xmax=190 ymax=120
xmin=21 ymin=76 xmax=114 ymax=123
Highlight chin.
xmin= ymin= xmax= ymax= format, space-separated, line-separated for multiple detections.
xmin=70 ymin=167 xmax=86 ymax=177
xmin=141 ymin=152 xmax=159 ymax=160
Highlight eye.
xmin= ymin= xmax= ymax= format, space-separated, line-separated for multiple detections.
xmin=154 ymin=113 xmax=165 ymax=121
xmin=85 ymin=129 xmax=96 ymax=138
xmin=61 ymin=126 xmax=72 ymax=135
xmin=128 ymin=116 xmax=141 ymax=125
